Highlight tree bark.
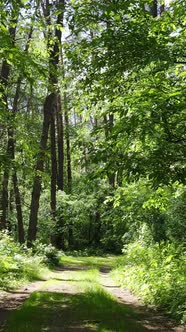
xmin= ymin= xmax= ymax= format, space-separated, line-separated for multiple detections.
xmin=104 ymin=114 xmax=115 ymax=187
xmin=11 ymin=78 xmax=25 ymax=243
xmin=0 ymin=23 xmax=32 ymax=235
xmin=0 ymin=168 xmax=9 ymax=230
xmin=56 ymin=96 xmax=64 ymax=191
xmin=50 ymin=96 xmax=57 ymax=220
xmin=0 ymin=12 xmax=18 ymax=229
xmin=12 ymin=171 xmax=24 ymax=243
xmin=64 ymin=94 xmax=72 ymax=194
xmin=0 ymin=16 xmax=32 ymax=232
xmin=51 ymin=0 xmax=66 ymax=248
xmin=27 ymin=94 xmax=54 ymax=246
xmin=27 ymin=0 xmax=65 ymax=246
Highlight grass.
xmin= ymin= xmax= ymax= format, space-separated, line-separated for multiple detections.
xmin=0 ymin=255 xmax=50 ymax=290
xmin=0 ymin=232 xmax=51 ymax=290
xmin=40 ymin=268 xmax=100 ymax=294
xmin=60 ymin=254 xmax=121 ymax=270
xmin=6 ymin=255 xmax=148 ymax=332
xmin=6 ymin=289 xmax=147 ymax=332
xmin=110 ymin=242 xmax=186 ymax=323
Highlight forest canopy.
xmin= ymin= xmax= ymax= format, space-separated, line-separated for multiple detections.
xmin=0 ymin=0 xmax=186 ymax=323
xmin=0 ymin=0 xmax=185 ymax=265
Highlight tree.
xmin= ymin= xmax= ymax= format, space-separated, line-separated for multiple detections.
xmin=0 ymin=0 xmax=185 ymax=252
xmin=0 ymin=1 xmax=20 ymax=230
xmin=28 ymin=0 xmax=66 ymax=246
xmin=66 ymin=0 xmax=185 ymax=187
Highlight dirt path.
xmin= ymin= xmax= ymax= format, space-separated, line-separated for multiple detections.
xmin=0 ymin=265 xmax=185 ymax=332
xmin=99 ymin=268 xmax=185 ymax=332
xmin=0 ymin=280 xmax=45 ymax=331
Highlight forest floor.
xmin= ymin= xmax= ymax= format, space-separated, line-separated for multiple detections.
xmin=0 ymin=256 xmax=185 ymax=332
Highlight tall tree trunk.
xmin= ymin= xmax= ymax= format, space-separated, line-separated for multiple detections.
xmin=104 ymin=114 xmax=115 ymax=187
xmin=0 ymin=14 xmax=32 ymax=232
xmin=64 ymin=93 xmax=72 ymax=194
xmin=94 ymin=211 xmax=101 ymax=247
xmin=0 ymin=12 xmax=18 ymax=229
xmin=11 ymin=26 xmax=33 ymax=241
xmin=1 ymin=168 xmax=9 ymax=230
xmin=64 ymin=99 xmax=73 ymax=247
xmin=50 ymin=98 xmax=57 ymax=220
xmin=56 ymin=96 xmax=64 ymax=191
xmin=11 ymin=78 xmax=25 ymax=243
xmin=65 ymin=104 xmax=73 ymax=248
xmin=8 ymin=123 xmax=25 ymax=243
xmin=1 ymin=127 xmax=16 ymax=230
xmin=63 ymin=91 xmax=72 ymax=248
xmin=0 ymin=22 xmax=32 ymax=235
xmin=27 ymin=0 xmax=65 ymax=246
xmin=51 ymin=0 xmax=66 ymax=249
xmin=12 ymin=171 xmax=24 ymax=243
xmin=27 ymin=93 xmax=54 ymax=246
xmin=54 ymin=98 xmax=65 ymax=249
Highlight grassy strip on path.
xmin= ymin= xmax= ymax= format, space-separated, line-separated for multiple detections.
xmin=59 ymin=255 xmax=119 ymax=269
xmin=6 ymin=255 xmax=148 ymax=332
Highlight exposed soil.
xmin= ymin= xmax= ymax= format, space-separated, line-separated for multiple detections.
xmin=100 ymin=268 xmax=185 ymax=332
xmin=0 ymin=280 xmax=45 ymax=331
xmin=0 ymin=265 xmax=185 ymax=332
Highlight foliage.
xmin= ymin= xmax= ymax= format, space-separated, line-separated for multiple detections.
xmin=111 ymin=180 xmax=186 ymax=245
xmin=67 ymin=0 xmax=186 ymax=186
xmin=112 ymin=241 xmax=186 ymax=322
xmin=65 ymin=248 xmax=106 ymax=257
xmin=0 ymin=231 xmax=48 ymax=289
xmin=0 ymin=0 xmax=185 ymax=324
xmin=165 ymin=185 xmax=186 ymax=243
xmin=32 ymin=240 xmax=63 ymax=266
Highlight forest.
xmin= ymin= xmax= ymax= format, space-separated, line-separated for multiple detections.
xmin=0 ymin=0 xmax=186 ymax=331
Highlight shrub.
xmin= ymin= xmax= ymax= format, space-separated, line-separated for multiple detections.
xmin=112 ymin=240 xmax=186 ymax=323
xmin=0 ymin=231 xmax=47 ymax=289
xmin=32 ymin=241 xmax=63 ymax=266
xmin=65 ymin=248 xmax=105 ymax=257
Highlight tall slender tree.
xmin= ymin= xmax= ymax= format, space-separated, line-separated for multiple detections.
xmin=0 ymin=2 xmax=19 ymax=230
xmin=28 ymin=0 xmax=65 ymax=246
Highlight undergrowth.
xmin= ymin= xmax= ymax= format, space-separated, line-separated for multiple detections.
xmin=0 ymin=232 xmax=50 ymax=289
xmin=111 ymin=241 xmax=186 ymax=323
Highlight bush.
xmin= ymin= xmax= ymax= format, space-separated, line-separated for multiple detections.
xmin=112 ymin=240 xmax=186 ymax=323
xmin=32 ymin=241 xmax=63 ymax=266
xmin=65 ymin=248 xmax=105 ymax=257
xmin=0 ymin=231 xmax=48 ymax=289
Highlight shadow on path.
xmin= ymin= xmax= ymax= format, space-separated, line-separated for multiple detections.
xmin=1 ymin=264 xmax=185 ymax=332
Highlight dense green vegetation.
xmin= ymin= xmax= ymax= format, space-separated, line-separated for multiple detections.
xmin=0 ymin=0 xmax=185 ymax=327
xmin=112 ymin=242 xmax=186 ymax=322
xmin=0 ymin=231 xmax=55 ymax=289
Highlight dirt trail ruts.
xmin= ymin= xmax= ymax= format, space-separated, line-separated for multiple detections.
xmin=0 ymin=265 xmax=185 ymax=332
xmin=0 ymin=280 xmax=45 ymax=331
xmin=100 ymin=266 xmax=185 ymax=332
